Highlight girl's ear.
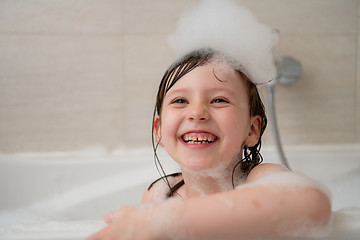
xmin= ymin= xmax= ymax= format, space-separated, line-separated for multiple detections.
xmin=245 ymin=116 xmax=261 ymax=147
xmin=153 ymin=116 xmax=162 ymax=144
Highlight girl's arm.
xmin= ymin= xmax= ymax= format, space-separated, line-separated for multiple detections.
xmin=172 ymin=164 xmax=331 ymax=239
xmin=86 ymin=164 xmax=331 ymax=240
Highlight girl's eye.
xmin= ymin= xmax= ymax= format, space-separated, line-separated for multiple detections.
xmin=211 ymin=98 xmax=229 ymax=104
xmin=172 ymin=98 xmax=188 ymax=104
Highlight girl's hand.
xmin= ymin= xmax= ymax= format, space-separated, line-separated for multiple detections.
xmin=84 ymin=205 xmax=157 ymax=240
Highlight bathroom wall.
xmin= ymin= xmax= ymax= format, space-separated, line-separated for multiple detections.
xmin=0 ymin=0 xmax=359 ymax=153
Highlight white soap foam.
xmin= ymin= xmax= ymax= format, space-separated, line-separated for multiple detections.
xmin=168 ymin=0 xmax=278 ymax=84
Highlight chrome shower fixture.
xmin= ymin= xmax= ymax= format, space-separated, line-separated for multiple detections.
xmin=267 ymin=56 xmax=302 ymax=170
xmin=275 ymin=56 xmax=302 ymax=86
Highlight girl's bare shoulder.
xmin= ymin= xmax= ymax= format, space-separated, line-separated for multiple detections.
xmin=246 ymin=163 xmax=289 ymax=183
xmin=141 ymin=174 xmax=184 ymax=204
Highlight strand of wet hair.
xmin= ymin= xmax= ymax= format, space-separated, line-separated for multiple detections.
xmin=153 ymin=136 xmax=173 ymax=194
xmin=151 ymin=105 xmax=172 ymax=194
xmin=151 ymin=112 xmax=183 ymax=198
xmin=165 ymin=57 xmax=208 ymax=94
xmin=231 ymin=143 xmax=263 ymax=188
xmin=153 ymin=141 xmax=184 ymax=198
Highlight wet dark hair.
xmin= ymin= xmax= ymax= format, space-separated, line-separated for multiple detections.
xmin=151 ymin=48 xmax=267 ymax=196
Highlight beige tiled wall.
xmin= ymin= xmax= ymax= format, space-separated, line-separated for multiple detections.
xmin=357 ymin=3 xmax=360 ymax=142
xmin=0 ymin=0 xmax=359 ymax=153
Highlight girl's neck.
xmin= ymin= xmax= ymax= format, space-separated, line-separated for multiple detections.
xmin=180 ymin=163 xmax=244 ymax=198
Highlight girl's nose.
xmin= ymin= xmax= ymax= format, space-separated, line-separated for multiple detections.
xmin=188 ymin=104 xmax=210 ymax=121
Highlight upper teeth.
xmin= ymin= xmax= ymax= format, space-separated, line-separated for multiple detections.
xmin=182 ymin=133 xmax=216 ymax=143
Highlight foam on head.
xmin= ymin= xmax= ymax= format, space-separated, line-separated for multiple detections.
xmin=168 ymin=0 xmax=278 ymax=84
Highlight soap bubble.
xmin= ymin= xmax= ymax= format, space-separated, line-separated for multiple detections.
xmin=168 ymin=0 xmax=278 ymax=84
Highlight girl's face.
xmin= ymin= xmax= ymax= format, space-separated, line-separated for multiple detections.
xmin=154 ymin=62 xmax=261 ymax=172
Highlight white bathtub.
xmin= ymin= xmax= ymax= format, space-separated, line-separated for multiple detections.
xmin=0 ymin=145 xmax=360 ymax=239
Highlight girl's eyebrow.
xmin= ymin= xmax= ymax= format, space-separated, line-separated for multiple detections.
xmin=206 ymin=87 xmax=239 ymax=99
xmin=210 ymin=88 xmax=237 ymax=96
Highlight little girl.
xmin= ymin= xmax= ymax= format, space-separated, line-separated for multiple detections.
xmin=86 ymin=48 xmax=331 ymax=239
xmin=86 ymin=1 xmax=332 ymax=239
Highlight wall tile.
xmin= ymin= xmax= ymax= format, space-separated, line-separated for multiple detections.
xmin=0 ymin=0 xmax=122 ymax=33
xmin=237 ymin=0 xmax=357 ymax=34
xmin=122 ymin=34 xmax=175 ymax=146
xmin=0 ymin=34 xmax=123 ymax=78
xmin=275 ymin=34 xmax=356 ymax=88
xmin=0 ymin=0 xmax=359 ymax=153
xmin=121 ymin=83 xmax=156 ymax=146
xmin=357 ymin=34 xmax=360 ymax=142
xmin=0 ymin=101 xmax=123 ymax=152
xmin=357 ymin=1 xmax=360 ymax=141
xmin=271 ymin=33 xmax=357 ymax=145
xmin=358 ymin=0 xmax=360 ymax=33
xmin=0 ymin=35 xmax=124 ymax=152
xmin=123 ymin=34 xmax=176 ymax=82
xmin=122 ymin=0 xmax=198 ymax=34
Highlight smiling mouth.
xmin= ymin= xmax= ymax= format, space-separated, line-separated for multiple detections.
xmin=181 ymin=132 xmax=218 ymax=145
